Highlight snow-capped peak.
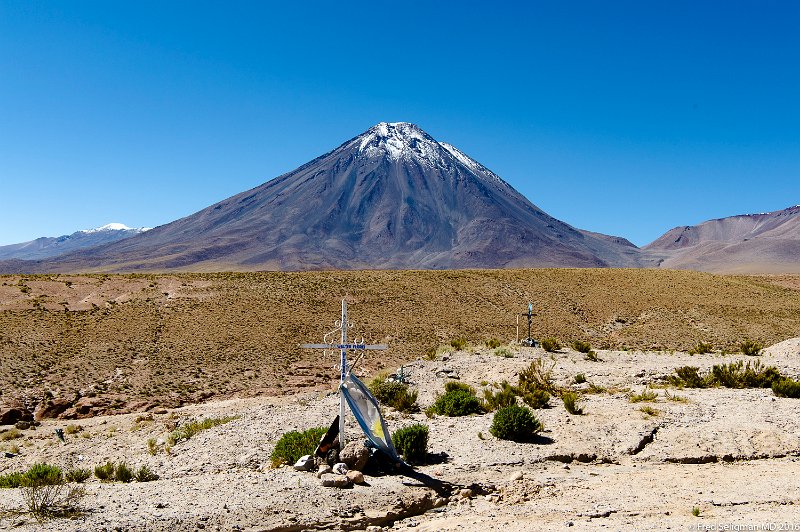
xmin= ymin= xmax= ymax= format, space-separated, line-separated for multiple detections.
xmin=355 ymin=122 xmax=438 ymax=162
xmin=80 ymin=223 xmax=150 ymax=234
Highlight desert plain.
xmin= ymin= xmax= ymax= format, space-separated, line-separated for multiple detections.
xmin=1 ymin=269 xmax=800 ymax=530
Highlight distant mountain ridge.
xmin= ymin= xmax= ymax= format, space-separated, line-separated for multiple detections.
xmin=0 ymin=122 xmax=646 ymax=272
xmin=644 ymin=205 xmax=800 ymax=273
xmin=0 ymin=223 xmax=150 ymax=261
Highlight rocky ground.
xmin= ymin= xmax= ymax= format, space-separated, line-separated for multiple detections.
xmin=2 ymin=338 xmax=800 ymax=531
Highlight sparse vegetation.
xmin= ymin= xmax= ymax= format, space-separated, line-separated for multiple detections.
xmin=772 ymin=378 xmax=800 ymax=398
xmin=665 ymin=390 xmax=688 ymax=403
xmin=585 ymin=351 xmax=599 ymax=362
xmin=493 ymin=347 xmax=514 ymax=358
xmin=572 ymin=340 xmax=592 ymax=353
xmin=270 ymin=427 xmax=327 ymax=467
xmin=562 ymin=392 xmax=583 ymax=415
xmin=114 ymin=462 xmax=134 ymax=483
xmin=740 ymin=339 xmax=763 ymax=356
xmin=482 ymin=381 xmax=518 ymax=411
xmin=629 ymin=389 xmax=658 ymax=403
xmin=518 ymin=358 xmax=559 ymax=396
xmin=133 ymin=465 xmax=159 ymax=482
xmin=0 ymin=463 xmax=85 ymax=520
xmin=428 ymin=384 xmax=484 ymax=417
xmin=450 ymin=337 xmax=467 ymax=351
xmin=392 ymin=423 xmax=428 ymax=465
xmin=0 ymin=471 xmax=24 ymax=488
xmin=369 ymin=378 xmax=418 ymax=413
xmin=688 ymin=341 xmax=713 ymax=355
xmin=64 ymin=468 xmax=91 ymax=483
xmin=1 ymin=428 xmax=22 ymax=441
xmin=485 ymin=338 xmax=501 ymax=349
xmin=541 ymin=337 xmax=561 ymax=353
xmin=147 ymin=437 xmax=158 ymax=455
xmin=520 ymin=388 xmax=550 ymax=409
xmin=93 ymin=462 xmax=115 ymax=481
xmin=64 ymin=424 xmax=83 ymax=435
xmin=167 ymin=415 xmax=239 ymax=446
xmin=490 ymin=404 xmax=542 ymax=442
xmin=574 ymin=373 xmax=586 ymax=384
xmin=670 ymin=360 xmax=782 ymax=389
xmin=639 ymin=405 xmax=660 ymax=416
xmin=692 ymin=506 xmax=701 ymax=517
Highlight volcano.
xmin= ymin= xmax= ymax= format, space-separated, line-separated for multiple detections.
xmin=7 ymin=122 xmax=645 ymax=272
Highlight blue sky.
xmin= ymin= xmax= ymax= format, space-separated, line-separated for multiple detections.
xmin=1 ymin=1 xmax=798 ymax=247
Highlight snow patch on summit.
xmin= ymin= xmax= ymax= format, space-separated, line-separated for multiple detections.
xmin=80 ymin=223 xmax=150 ymax=234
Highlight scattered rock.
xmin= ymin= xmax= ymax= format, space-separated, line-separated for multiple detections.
xmin=293 ymin=455 xmax=314 ymax=471
xmin=316 ymin=465 xmax=332 ymax=478
xmin=345 ymin=470 xmax=364 ymax=484
xmin=459 ymin=488 xmax=473 ymax=499
xmin=14 ymin=420 xmax=31 ymax=430
xmin=320 ymin=473 xmax=352 ymax=488
xmin=508 ymin=471 xmax=524 ymax=482
xmin=340 ymin=440 xmax=370 ymax=471
xmin=332 ymin=462 xmax=349 ymax=475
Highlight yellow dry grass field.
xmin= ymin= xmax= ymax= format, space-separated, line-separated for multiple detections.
xmin=1 ymin=269 xmax=799 ymax=415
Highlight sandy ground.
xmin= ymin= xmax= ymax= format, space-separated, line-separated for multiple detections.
xmin=2 ymin=338 xmax=800 ymax=531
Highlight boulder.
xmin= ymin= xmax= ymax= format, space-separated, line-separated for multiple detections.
xmin=345 ymin=470 xmax=365 ymax=484
xmin=0 ymin=407 xmax=33 ymax=426
xmin=332 ymin=462 xmax=348 ymax=475
xmin=34 ymin=398 xmax=73 ymax=421
xmin=316 ymin=465 xmax=332 ymax=478
xmin=320 ymin=473 xmax=352 ymax=488
xmin=14 ymin=421 xmax=31 ymax=430
xmin=340 ymin=441 xmax=369 ymax=471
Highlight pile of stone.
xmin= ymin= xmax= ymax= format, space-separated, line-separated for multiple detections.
xmin=292 ymin=440 xmax=370 ymax=489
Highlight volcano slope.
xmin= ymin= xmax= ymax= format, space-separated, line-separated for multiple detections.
xmin=1 ymin=269 xmax=800 ymax=418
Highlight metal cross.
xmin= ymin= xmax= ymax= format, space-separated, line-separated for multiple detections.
xmin=299 ymin=299 xmax=387 ymax=450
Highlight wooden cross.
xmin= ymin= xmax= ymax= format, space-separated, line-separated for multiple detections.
xmin=299 ymin=299 xmax=387 ymax=450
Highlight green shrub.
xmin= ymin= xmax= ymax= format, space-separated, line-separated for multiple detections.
xmin=0 ymin=471 xmax=24 ymax=488
xmin=369 ymin=379 xmax=418 ymax=413
xmin=167 ymin=415 xmax=239 ymax=446
xmin=490 ymin=405 xmax=542 ymax=442
xmin=773 ymin=378 xmax=800 ymax=398
xmin=485 ymin=338 xmax=501 ymax=349
xmin=669 ymin=366 xmax=712 ymax=388
xmin=572 ymin=340 xmax=591 ymax=354
xmin=450 ymin=337 xmax=467 ymax=351
xmin=639 ymin=406 xmax=660 ymax=416
xmin=585 ymin=351 xmax=599 ymax=362
xmin=493 ymin=347 xmax=514 ymax=358
xmin=94 ymin=462 xmax=115 ymax=481
xmin=482 ymin=382 xmax=518 ymax=412
xmin=134 ymin=465 xmax=159 ymax=482
xmin=688 ymin=341 xmax=713 ymax=355
xmin=712 ymin=360 xmax=781 ymax=388
xmin=629 ymin=389 xmax=658 ymax=403
xmin=392 ymin=424 xmax=428 ymax=465
xmin=19 ymin=463 xmax=83 ymax=520
xmin=521 ymin=388 xmax=550 ymax=409
xmin=22 ymin=463 xmax=63 ymax=485
xmin=64 ymin=468 xmax=91 ymax=483
xmin=428 ymin=389 xmax=484 ymax=417
xmin=147 ymin=437 xmax=158 ymax=456
xmin=541 ymin=337 xmax=561 ymax=353
xmin=562 ymin=392 xmax=583 ymax=415
xmin=518 ymin=358 xmax=558 ymax=395
xmin=114 ymin=462 xmax=133 ymax=483
xmin=574 ymin=373 xmax=586 ymax=384
xmin=64 ymin=424 xmax=83 ymax=435
xmin=740 ymin=339 xmax=763 ymax=356
xmin=444 ymin=381 xmax=475 ymax=395
xmin=270 ymin=427 xmax=327 ymax=467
